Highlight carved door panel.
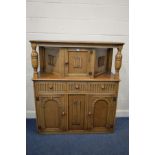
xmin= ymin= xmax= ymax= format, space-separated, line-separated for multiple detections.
xmin=36 ymin=94 xmax=67 ymax=132
xmin=64 ymin=49 xmax=93 ymax=76
xmin=68 ymin=95 xmax=86 ymax=130
xmin=87 ymin=95 xmax=116 ymax=131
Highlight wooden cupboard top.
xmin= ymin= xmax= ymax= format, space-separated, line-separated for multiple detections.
xmin=33 ymin=72 xmax=120 ymax=81
xmin=30 ymin=40 xmax=124 ymax=48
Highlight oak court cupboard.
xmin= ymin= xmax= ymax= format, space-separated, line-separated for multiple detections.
xmin=30 ymin=40 xmax=124 ymax=134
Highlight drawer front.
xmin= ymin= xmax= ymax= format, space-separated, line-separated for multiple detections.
xmin=35 ymin=81 xmax=118 ymax=94
xmin=67 ymin=82 xmax=88 ymax=93
xmin=88 ymin=82 xmax=118 ymax=94
xmin=35 ymin=82 xmax=66 ymax=94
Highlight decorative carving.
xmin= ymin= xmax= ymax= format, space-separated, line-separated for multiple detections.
xmin=69 ymin=95 xmax=85 ymax=129
xmin=73 ymin=56 xmax=81 ymax=68
xmin=31 ymin=43 xmax=38 ymax=79
xmin=71 ymin=100 xmax=81 ymax=125
xmin=115 ymin=46 xmax=123 ymax=78
xmin=67 ymin=50 xmax=89 ymax=74
xmin=98 ymin=56 xmax=105 ymax=67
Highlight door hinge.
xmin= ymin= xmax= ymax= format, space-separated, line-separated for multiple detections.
xmin=113 ymin=97 xmax=117 ymax=102
xmin=36 ymin=97 xmax=39 ymax=101
xmin=89 ymin=72 xmax=92 ymax=76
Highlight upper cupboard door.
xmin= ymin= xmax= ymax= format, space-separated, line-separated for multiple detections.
xmin=64 ymin=49 xmax=94 ymax=77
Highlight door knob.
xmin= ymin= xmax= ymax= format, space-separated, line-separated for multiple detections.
xmin=101 ymin=85 xmax=105 ymax=89
xmin=49 ymin=85 xmax=53 ymax=89
xmin=65 ymin=61 xmax=69 ymax=65
xmin=62 ymin=112 xmax=65 ymax=116
xmin=75 ymin=85 xmax=79 ymax=89
xmin=88 ymin=112 xmax=92 ymax=116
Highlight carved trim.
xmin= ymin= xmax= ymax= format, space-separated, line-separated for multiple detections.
xmin=98 ymin=56 xmax=105 ymax=67
xmin=73 ymin=56 xmax=82 ymax=68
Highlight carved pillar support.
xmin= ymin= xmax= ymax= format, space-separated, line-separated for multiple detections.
xmin=115 ymin=46 xmax=123 ymax=79
xmin=31 ymin=43 xmax=38 ymax=79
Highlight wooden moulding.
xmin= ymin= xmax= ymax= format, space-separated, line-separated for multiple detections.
xmin=30 ymin=40 xmax=124 ymax=48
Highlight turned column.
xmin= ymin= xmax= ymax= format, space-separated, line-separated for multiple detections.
xmin=31 ymin=43 xmax=38 ymax=79
xmin=115 ymin=46 xmax=123 ymax=79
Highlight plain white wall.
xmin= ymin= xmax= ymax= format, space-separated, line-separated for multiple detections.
xmin=26 ymin=0 xmax=129 ymax=117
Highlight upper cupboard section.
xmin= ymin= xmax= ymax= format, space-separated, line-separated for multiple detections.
xmin=39 ymin=47 xmax=112 ymax=78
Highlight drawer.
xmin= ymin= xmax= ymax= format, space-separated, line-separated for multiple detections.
xmin=67 ymin=82 xmax=88 ymax=92
xmin=35 ymin=82 xmax=66 ymax=93
xmin=88 ymin=82 xmax=118 ymax=94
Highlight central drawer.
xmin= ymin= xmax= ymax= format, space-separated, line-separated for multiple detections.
xmin=67 ymin=82 xmax=88 ymax=93
xmin=35 ymin=81 xmax=118 ymax=95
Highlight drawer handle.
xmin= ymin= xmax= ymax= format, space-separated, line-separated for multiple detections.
xmin=101 ymin=85 xmax=105 ymax=89
xmin=88 ymin=112 xmax=92 ymax=116
xmin=75 ymin=85 xmax=79 ymax=89
xmin=61 ymin=112 xmax=65 ymax=116
xmin=49 ymin=86 xmax=53 ymax=89
xmin=65 ymin=61 xmax=69 ymax=65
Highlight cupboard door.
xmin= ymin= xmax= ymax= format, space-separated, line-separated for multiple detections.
xmin=87 ymin=95 xmax=116 ymax=131
xmin=68 ymin=95 xmax=86 ymax=130
xmin=36 ymin=94 xmax=67 ymax=132
xmin=64 ymin=49 xmax=93 ymax=76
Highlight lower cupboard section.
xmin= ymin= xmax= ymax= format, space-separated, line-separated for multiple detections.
xmin=35 ymin=94 xmax=117 ymax=133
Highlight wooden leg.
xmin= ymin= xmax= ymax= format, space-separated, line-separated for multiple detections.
xmin=31 ymin=43 xmax=38 ymax=79
xmin=115 ymin=46 xmax=122 ymax=79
